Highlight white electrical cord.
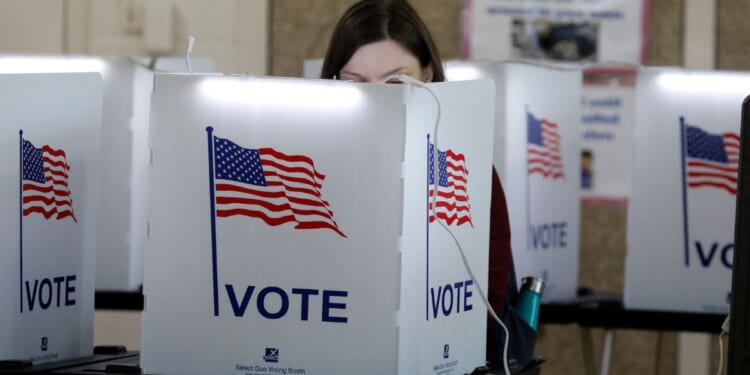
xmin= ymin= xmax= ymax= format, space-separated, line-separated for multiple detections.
xmin=384 ymin=74 xmax=512 ymax=375
xmin=717 ymin=331 xmax=725 ymax=375
xmin=185 ymin=36 xmax=195 ymax=75
xmin=716 ymin=314 xmax=730 ymax=375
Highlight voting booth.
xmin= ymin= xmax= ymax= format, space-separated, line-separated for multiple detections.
xmin=97 ymin=57 xmax=216 ymax=291
xmin=446 ymin=60 xmax=582 ymax=302
xmin=141 ymin=75 xmax=496 ymax=375
xmin=0 ymin=55 xmax=151 ymax=292
xmin=0 ymin=73 xmax=102 ymax=363
xmin=0 ymin=56 xmax=218 ymax=293
xmin=625 ymin=68 xmax=748 ymax=313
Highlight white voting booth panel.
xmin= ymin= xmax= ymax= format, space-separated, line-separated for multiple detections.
xmin=625 ymin=69 xmax=747 ymax=313
xmin=0 ymin=73 xmax=101 ymax=363
xmin=152 ymin=57 xmax=218 ymax=74
xmin=141 ymin=75 xmax=495 ymax=375
xmin=303 ymin=59 xmax=324 ymax=79
xmin=499 ymin=63 xmax=582 ymax=302
xmin=445 ymin=61 xmax=581 ymax=302
xmin=0 ymin=56 xmax=106 ymax=74
xmin=96 ymin=58 xmax=153 ymax=291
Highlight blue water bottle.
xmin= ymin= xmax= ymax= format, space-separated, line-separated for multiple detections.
xmin=516 ymin=276 xmax=545 ymax=331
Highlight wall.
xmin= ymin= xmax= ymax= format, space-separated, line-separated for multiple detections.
xmin=0 ymin=0 xmax=64 ymax=53
xmin=717 ymin=0 xmax=750 ymax=70
xmin=0 ymin=0 xmax=269 ymax=74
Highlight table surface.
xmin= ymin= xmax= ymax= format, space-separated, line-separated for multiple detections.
xmin=2 ymin=353 xmax=542 ymax=375
xmin=0 ymin=350 xmax=139 ymax=375
xmin=539 ymin=290 xmax=726 ymax=333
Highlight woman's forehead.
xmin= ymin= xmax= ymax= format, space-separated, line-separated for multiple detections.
xmin=341 ymin=39 xmax=421 ymax=78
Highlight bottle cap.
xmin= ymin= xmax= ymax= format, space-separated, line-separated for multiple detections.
xmin=521 ymin=276 xmax=545 ymax=295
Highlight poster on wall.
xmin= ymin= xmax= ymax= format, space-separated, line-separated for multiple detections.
xmin=0 ymin=73 xmax=101 ymax=363
xmin=465 ymin=0 xmax=649 ymax=64
xmin=625 ymin=68 xmax=747 ymax=313
xmin=580 ymin=66 xmax=636 ymax=203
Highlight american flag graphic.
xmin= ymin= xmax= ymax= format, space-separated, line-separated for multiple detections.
xmin=684 ymin=124 xmax=739 ymax=195
xmin=21 ymin=139 xmax=77 ymax=222
xmin=527 ymin=111 xmax=564 ymax=180
xmin=428 ymin=142 xmax=472 ymax=227
xmin=212 ymin=135 xmax=346 ymax=237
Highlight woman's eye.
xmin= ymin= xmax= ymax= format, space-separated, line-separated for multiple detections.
xmin=338 ymin=74 xmax=359 ymax=82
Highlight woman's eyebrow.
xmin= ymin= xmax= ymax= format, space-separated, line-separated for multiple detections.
xmin=341 ymin=67 xmax=409 ymax=77
xmin=381 ymin=66 xmax=409 ymax=77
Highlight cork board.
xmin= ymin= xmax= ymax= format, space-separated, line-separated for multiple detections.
xmin=717 ymin=0 xmax=750 ymax=70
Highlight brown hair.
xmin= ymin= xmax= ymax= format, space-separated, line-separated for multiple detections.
xmin=320 ymin=0 xmax=445 ymax=82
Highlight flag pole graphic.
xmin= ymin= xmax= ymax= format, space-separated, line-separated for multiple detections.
xmin=425 ymin=134 xmax=431 ymax=321
xmin=19 ymin=129 xmax=23 ymax=313
xmin=206 ymin=126 xmax=220 ymax=316
xmin=679 ymin=117 xmax=690 ymax=266
xmin=525 ymin=106 xmax=531 ymax=250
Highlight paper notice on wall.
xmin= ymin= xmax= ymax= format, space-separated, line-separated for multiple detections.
xmin=466 ymin=0 xmax=647 ymax=64
xmin=580 ymin=67 xmax=636 ymax=203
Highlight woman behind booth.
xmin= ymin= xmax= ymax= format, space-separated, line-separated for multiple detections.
xmin=321 ymin=0 xmax=537 ymax=370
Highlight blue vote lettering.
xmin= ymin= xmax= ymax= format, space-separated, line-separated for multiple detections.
xmin=429 ymin=280 xmax=473 ymax=319
xmin=694 ymin=241 xmax=733 ymax=269
xmin=224 ymin=284 xmax=348 ymax=323
xmin=24 ymin=275 xmax=76 ymax=312
xmin=530 ymin=222 xmax=567 ymax=249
